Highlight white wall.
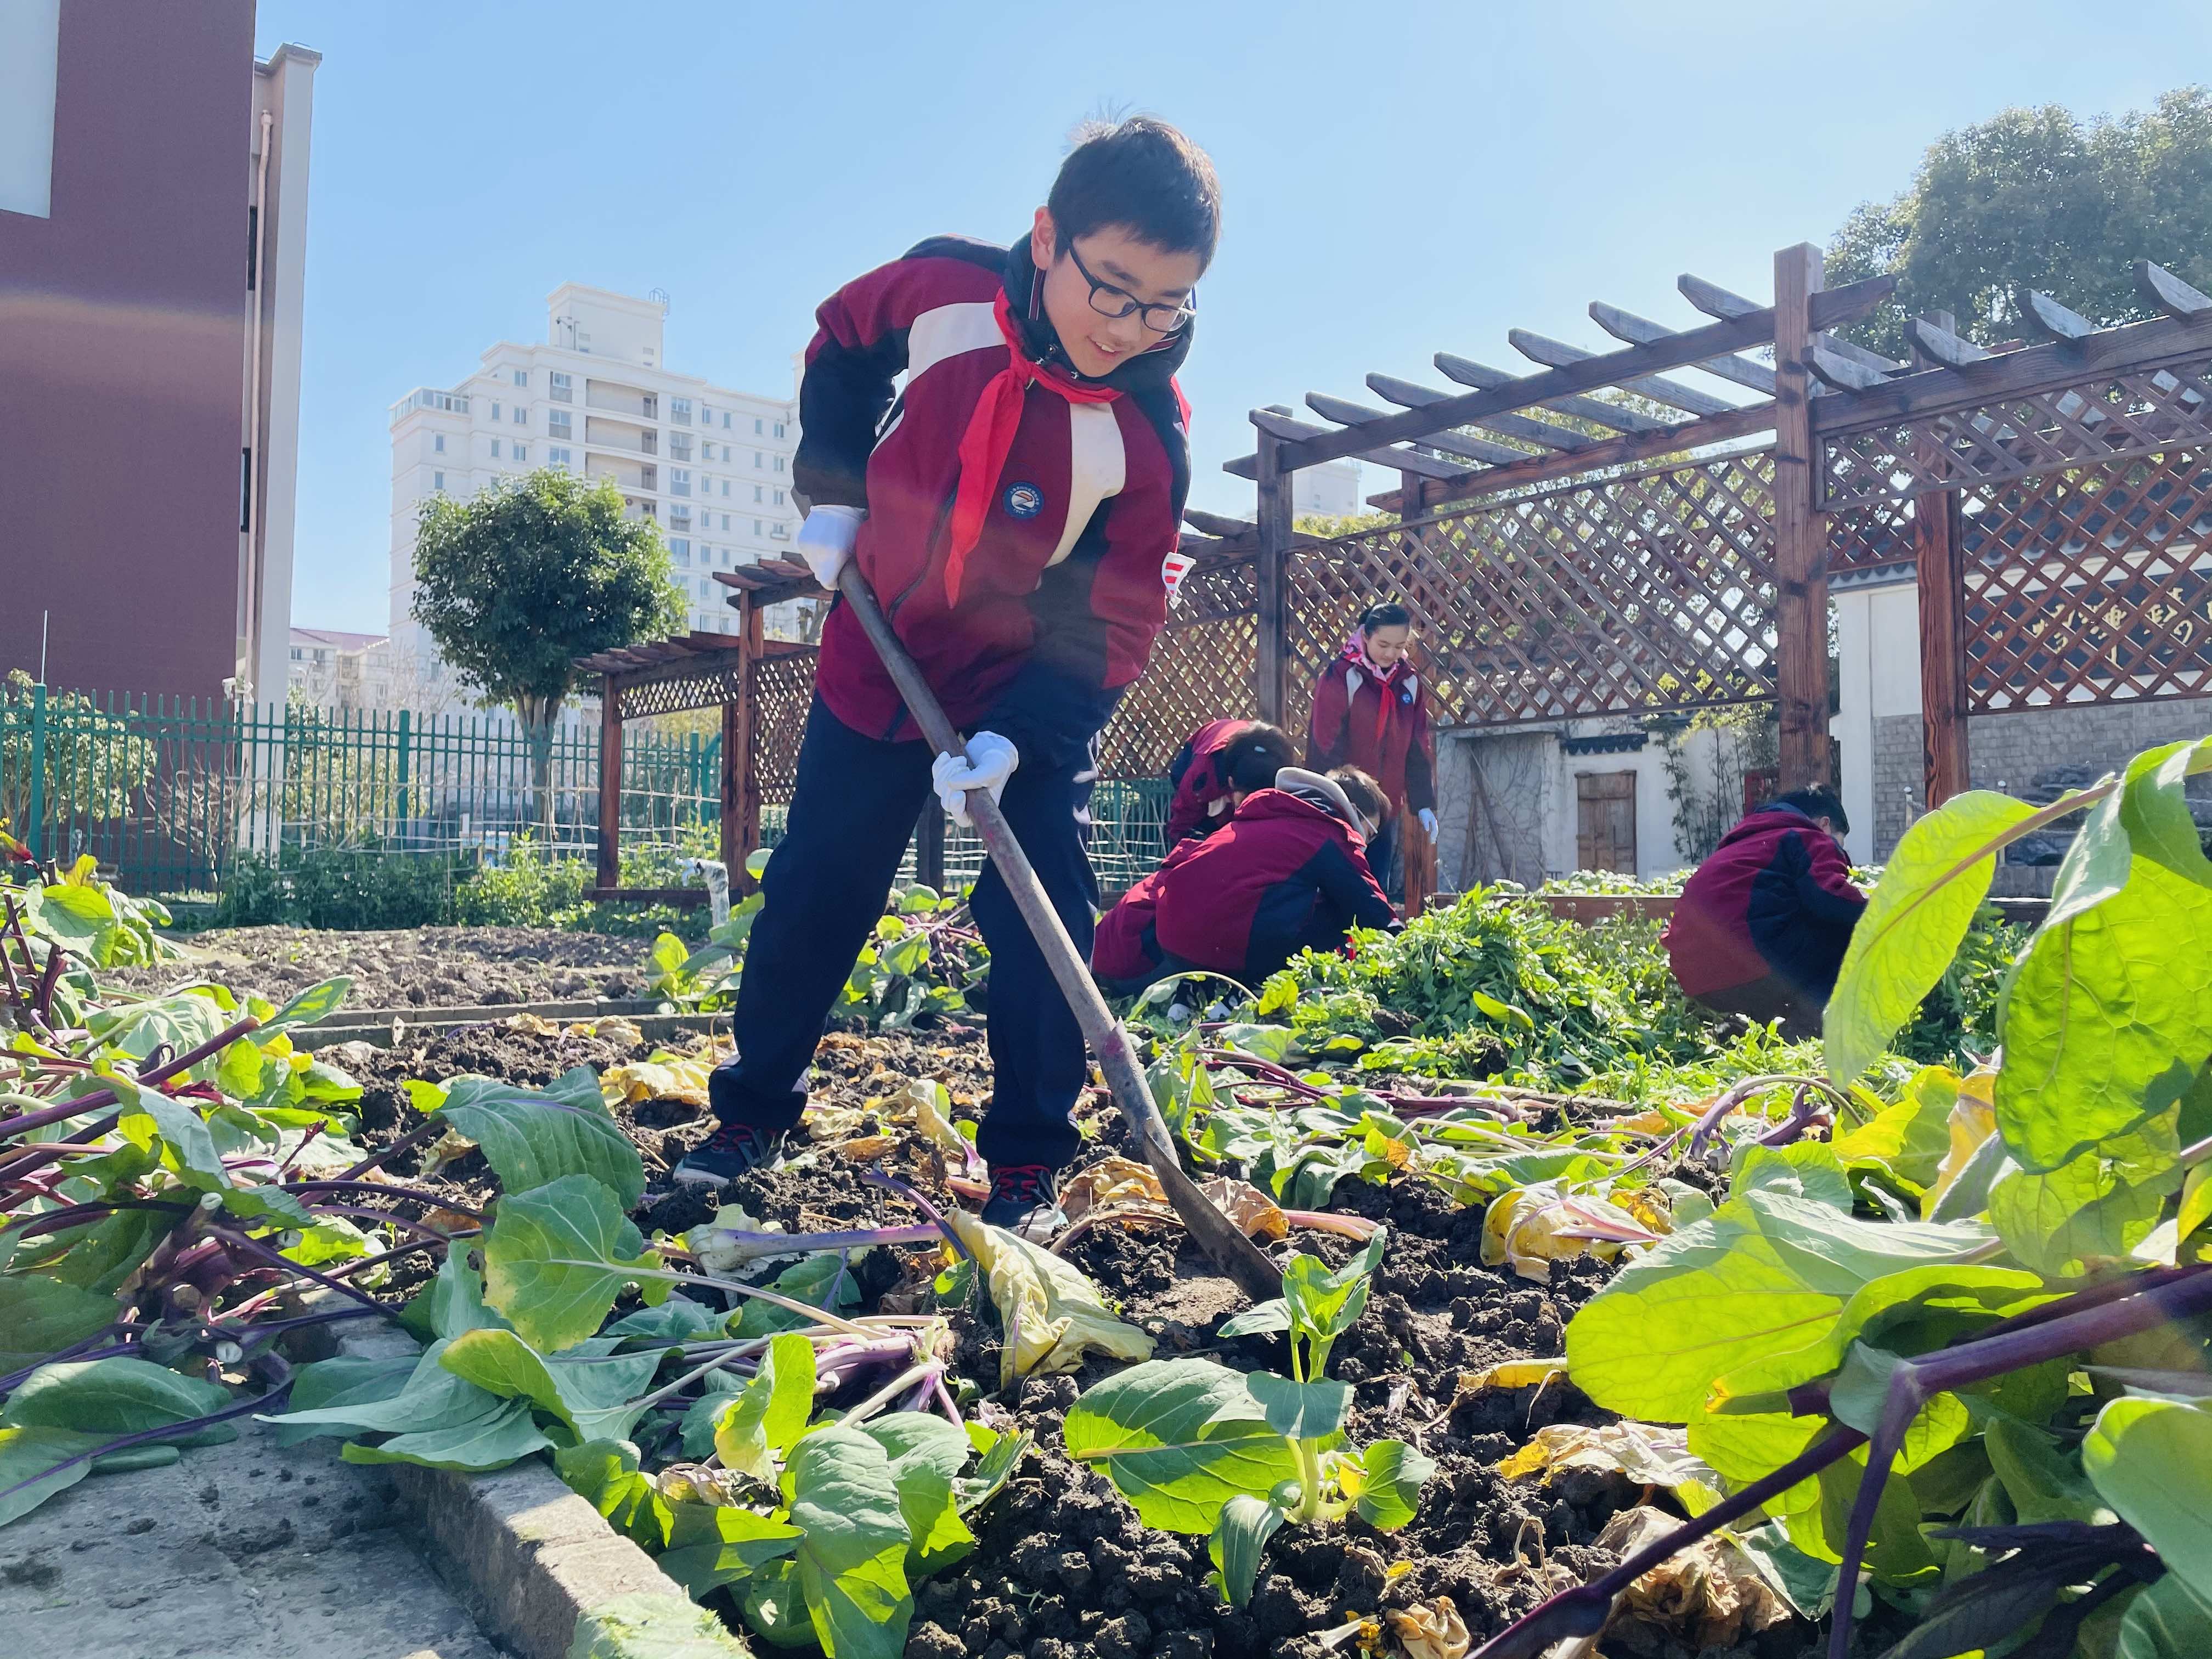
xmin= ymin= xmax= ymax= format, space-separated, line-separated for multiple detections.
xmin=1832 ymin=575 xmax=1922 ymax=864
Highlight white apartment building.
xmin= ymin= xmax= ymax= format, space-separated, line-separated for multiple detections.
xmin=387 ymin=284 xmax=800 ymax=666
xmin=1292 ymin=458 xmax=1367 ymax=522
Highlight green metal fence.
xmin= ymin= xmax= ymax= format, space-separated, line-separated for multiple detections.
xmin=1 ymin=684 xmax=1173 ymax=904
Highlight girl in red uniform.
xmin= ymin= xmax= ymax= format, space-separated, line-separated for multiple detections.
xmin=1306 ymin=601 xmax=1435 ymax=902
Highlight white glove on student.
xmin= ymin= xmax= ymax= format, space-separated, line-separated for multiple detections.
xmin=795 ymin=505 xmax=864 ymax=588
xmin=933 ymin=733 xmax=1019 ymax=828
xmin=1418 ymin=808 xmax=1439 ymax=844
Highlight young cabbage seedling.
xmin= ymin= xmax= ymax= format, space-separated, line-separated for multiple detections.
xmin=1064 ymin=1229 xmax=1436 ymax=1607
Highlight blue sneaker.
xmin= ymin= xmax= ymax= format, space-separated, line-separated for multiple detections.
xmin=672 ymin=1121 xmax=784 ymax=1187
xmin=980 ymin=1164 xmax=1066 ymax=1241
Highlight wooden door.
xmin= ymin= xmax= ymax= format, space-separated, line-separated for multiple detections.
xmin=1576 ymin=771 xmax=1638 ymax=873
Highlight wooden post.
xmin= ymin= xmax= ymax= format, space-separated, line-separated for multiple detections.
xmin=1910 ymin=313 xmax=1970 ymax=810
xmin=1771 ymin=242 xmax=1833 ymax=789
xmin=1397 ymin=469 xmax=1438 ymax=915
xmin=730 ymin=597 xmax=762 ymax=891
xmin=595 ymin=678 xmax=623 ymax=893
xmin=1914 ymin=489 xmax=1969 ymax=808
xmin=1254 ymin=428 xmax=1292 ymax=725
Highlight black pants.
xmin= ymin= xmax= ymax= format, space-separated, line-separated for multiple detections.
xmin=709 ymin=694 xmax=1099 ymax=1170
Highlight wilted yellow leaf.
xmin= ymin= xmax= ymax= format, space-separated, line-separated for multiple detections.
xmin=1480 ymin=1184 xmax=1654 ymax=1282
xmin=944 ymin=1210 xmax=1153 ymax=1387
xmin=504 ymin=1012 xmax=561 ymax=1035
xmin=1920 ymin=1069 xmax=1997 ymax=1220
xmin=1062 ymin=1155 xmax=1171 ymax=1224
xmin=601 ymin=1053 xmax=716 ymax=1108
xmin=837 ymin=1135 xmax=898 ymax=1162
xmin=1383 ymin=1596 xmax=1469 ymax=1659
xmin=1197 ymin=1176 xmax=1290 ymax=1242
xmin=1595 ymin=1505 xmax=1790 ymax=1649
xmin=1496 ymin=1422 xmax=1720 ymax=1500
xmin=1455 ymin=1358 xmax=1567 ymax=1396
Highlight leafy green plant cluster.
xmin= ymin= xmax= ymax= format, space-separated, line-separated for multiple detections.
xmin=5 ymin=849 xmax=1032 ymax=1656
xmin=1064 ymin=1232 xmax=1435 ymax=1607
xmin=558 ymin=1330 xmax=1026 ymax=1658
xmin=1265 ymin=887 xmax=2010 ymax=1095
xmin=207 ymin=832 xmax=718 ymax=940
xmin=1483 ymin=734 xmax=2212 ymax=1659
xmin=650 ymin=880 xmax=985 ymax=1031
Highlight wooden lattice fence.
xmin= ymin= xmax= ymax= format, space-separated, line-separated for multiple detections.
xmin=1280 ymin=452 xmax=1782 ymax=743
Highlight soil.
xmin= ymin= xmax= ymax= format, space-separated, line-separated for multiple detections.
xmin=280 ymin=927 xmax=1808 ymax=1659
xmin=111 ymin=924 xmax=648 ymax=1011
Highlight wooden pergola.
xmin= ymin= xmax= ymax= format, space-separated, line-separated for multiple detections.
xmin=1233 ymin=247 xmax=2212 ymax=811
xmin=1232 ymin=246 xmax=1896 ymax=791
xmin=573 ymin=614 xmax=811 ymax=904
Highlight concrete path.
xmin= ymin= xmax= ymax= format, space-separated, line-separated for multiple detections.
xmin=0 ymin=1415 xmax=503 ymax=1659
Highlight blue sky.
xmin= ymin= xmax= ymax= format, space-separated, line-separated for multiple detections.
xmin=259 ymin=0 xmax=2212 ymax=634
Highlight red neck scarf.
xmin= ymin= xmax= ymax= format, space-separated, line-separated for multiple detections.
xmin=944 ymin=290 xmax=1122 ymax=606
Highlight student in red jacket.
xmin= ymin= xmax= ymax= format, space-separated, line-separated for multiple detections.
xmin=1096 ymin=730 xmax=1296 ymax=990
xmin=675 ymin=118 xmax=1220 ymax=1239
xmin=1151 ymin=767 xmax=1396 ymax=987
xmin=1307 ymin=602 xmax=1436 ymax=902
xmin=1161 ymin=719 xmax=1296 ymax=848
xmin=1663 ymin=787 xmax=1867 ymax=1036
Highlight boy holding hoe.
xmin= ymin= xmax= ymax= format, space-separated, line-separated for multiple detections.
xmin=674 ymin=118 xmax=1221 ymax=1239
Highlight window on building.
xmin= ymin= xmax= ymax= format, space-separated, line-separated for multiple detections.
xmin=642 ymin=393 xmax=658 ymax=418
xmin=720 ymin=513 xmax=730 ymax=529
xmin=753 ymin=518 xmax=763 ymax=535
xmin=433 ymin=433 xmax=445 ymax=453
xmin=699 ymin=544 xmax=712 ymax=565
xmin=774 ymin=455 xmax=785 ymax=472
xmin=671 ymin=539 xmax=690 ymax=564
xmin=514 ymin=408 xmax=527 ymax=427
xmin=754 ymin=417 xmax=763 ymax=435
xmin=514 ymin=443 xmax=529 ymax=462
xmin=549 ymin=446 xmax=572 ymax=466
xmin=670 ymin=468 xmax=690 ymax=496
xmin=290 ymin=646 xmax=303 ymax=662
xmin=512 ymin=369 xmax=528 ymax=387
xmin=753 ymin=484 xmax=763 ymax=503
xmin=492 ymin=402 xmax=502 ymax=421
xmin=548 ymin=410 xmax=572 ymax=437
xmin=550 ymin=371 xmax=572 ymax=402
xmin=721 ymin=480 xmax=730 ymax=496
xmin=753 ymin=451 xmax=763 ymax=469
xmin=773 ymin=422 xmax=786 ymax=438
xmin=490 ymin=439 xmax=501 ymax=459
xmin=433 ymin=471 xmax=445 ymax=490
xmin=672 ymin=397 xmax=692 ymax=424
xmin=670 ymin=435 xmax=692 ymax=460
xmin=773 ymin=489 xmax=785 ymax=505
xmin=723 ymin=411 xmax=731 ymax=428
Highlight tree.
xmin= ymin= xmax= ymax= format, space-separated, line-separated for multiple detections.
xmin=411 ymin=469 xmax=684 ymax=828
xmin=1828 ymin=86 xmax=2212 ymax=357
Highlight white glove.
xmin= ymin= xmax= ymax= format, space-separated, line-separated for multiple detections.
xmin=1418 ymin=808 xmax=1439 ymax=844
xmin=932 ymin=733 xmax=1018 ymax=828
xmin=794 ymin=504 xmax=864 ymax=588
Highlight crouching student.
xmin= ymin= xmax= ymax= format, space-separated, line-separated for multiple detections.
xmin=1094 ymin=726 xmax=1296 ymax=992
xmin=1150 ymin=766 xmax=1396 ymax=987
xmin=1161 ymin=719 xmax=1297 ymax=849
xmin=1663 ymin=786 xmax=1867 ymax=1038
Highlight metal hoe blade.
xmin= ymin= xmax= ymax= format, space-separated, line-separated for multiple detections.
xmin=833 ymin=565 xmax=1281 ymax=1299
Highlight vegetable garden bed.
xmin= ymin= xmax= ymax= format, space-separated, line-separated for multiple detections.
xmin=7 ymin=731 xmax=2209 ymax=1659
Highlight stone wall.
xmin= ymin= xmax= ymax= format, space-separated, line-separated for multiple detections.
xmin=1867 ymin=697 xmax=2212 ymax=862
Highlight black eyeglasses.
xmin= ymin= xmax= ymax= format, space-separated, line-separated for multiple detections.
xmin=1065 ymin=239 xmax=1197 ymax=335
